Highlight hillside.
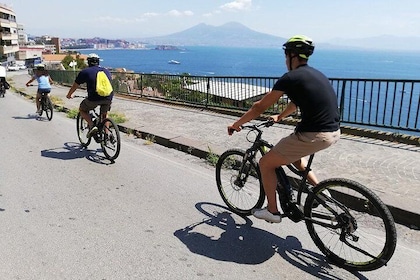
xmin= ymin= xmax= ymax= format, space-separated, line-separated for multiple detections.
xmin=139 ymin=22 xmax=286 ymax=48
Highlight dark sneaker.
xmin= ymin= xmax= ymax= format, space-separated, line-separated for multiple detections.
xmin=251 ymin=207 xmax=282 ymax=223
xmin=87 ymin=126 xmax=98 ymax=138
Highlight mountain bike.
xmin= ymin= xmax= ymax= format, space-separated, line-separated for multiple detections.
xmin=75 ymin=98 xmax=121 ymax=161
xmin=38 ymin=91 xmax=53 ymax=121
xmin=27 ymin=85 xmax=53 ymax=120
xmin=215 ymin=120 xmax=397 ymax=271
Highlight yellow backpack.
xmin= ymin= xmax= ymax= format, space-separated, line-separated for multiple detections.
xmin=96 ymin=71 xmax=113 ymax=96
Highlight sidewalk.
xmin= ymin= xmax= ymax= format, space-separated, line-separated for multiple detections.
xmin=11 ymin=72 xmax=420 ymax=228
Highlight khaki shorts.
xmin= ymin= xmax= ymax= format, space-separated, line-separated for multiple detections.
xmin=272 ymin=129 xmax=341 ymax=163
xmin=79 ymin=98 xmax=112 ymax=114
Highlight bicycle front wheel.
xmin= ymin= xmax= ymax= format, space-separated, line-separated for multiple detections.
xmin=100 ymin=118 xmax=121 ymax=161
xmin=304 ymin=178 xmax=397 ymax=271
xmin=76 ymin=113 xmax=91 ymax=147
xmin=44 ymin=97 xmax=53 ymax=121
xmin=215 ymin=149 xmax=265 ymax=216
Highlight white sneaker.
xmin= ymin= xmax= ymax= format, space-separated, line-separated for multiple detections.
xmin=251 ymin=207 xmax=282 ymax=223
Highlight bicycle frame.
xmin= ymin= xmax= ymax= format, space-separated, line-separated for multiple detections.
xmin=240 ymin=121 xmax=350 ymax=227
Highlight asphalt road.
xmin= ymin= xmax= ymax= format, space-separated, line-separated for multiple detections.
xmin=1 ymin=82 xmax=420 ymax=279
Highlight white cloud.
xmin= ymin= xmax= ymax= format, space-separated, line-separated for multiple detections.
xmin=143 ymin=12 xmax=159 ymax=18
xmin=166 ymin=10 xmax=194 ymax=17
xmin=83 ymin=16 xmax=146 ymax=24
xmin=220 ymin=0 xmax=252 ymax=11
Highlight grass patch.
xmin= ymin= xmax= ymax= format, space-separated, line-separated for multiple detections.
xmin=65 ymin=109 xmax=127 ymax=123
xmin=50 ymin=95 xmax=64 ymax=106
xmin=66 ymin=108 xmax=79 ymax=119
xmin=206 ymin=147 xmax=219 ymax=166
xmin=109 ymin=111 xmax=127 ymax=124
xmin=144 ymin=134 xmax=155 ymax=145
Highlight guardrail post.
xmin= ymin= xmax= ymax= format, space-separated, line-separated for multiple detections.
xmin=140 ymin=75 xmax=143 ymax=97
xmin=339 ymin=80 xmax=346 ymax=122
xmin=205 ymin=77 xmax=211 ymax=109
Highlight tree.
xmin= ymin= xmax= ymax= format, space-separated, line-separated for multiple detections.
xmin=61 ymin=52 xmax=87 ymax=70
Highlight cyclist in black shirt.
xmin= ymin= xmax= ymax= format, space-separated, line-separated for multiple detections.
xmin=227 ymin=35 xmax=340 ymax=223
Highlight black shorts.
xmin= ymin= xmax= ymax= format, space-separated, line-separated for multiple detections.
xmin=37 ymin=88 xmax=51 ymax=95
xmin=79 ymin=98 xmax=112 ymax=114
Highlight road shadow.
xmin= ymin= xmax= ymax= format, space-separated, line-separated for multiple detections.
xmin=41 ymin=142 xmax=114 ymax=165
xmin=174 ymin=202 xmax=367 ymax=280
xmin=12 ymin=113 xmax=53 ymax=122
xmin=12 ymin=113 xmax=41 ymax=120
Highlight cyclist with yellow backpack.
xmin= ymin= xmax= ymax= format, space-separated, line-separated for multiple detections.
xmin=66 ymin=53 xmax=113 ymax=137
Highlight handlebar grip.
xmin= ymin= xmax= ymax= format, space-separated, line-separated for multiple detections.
xmin=264 ymin=119 xmax=275 ymax=127
xmin=228 ymin=127 xmax=236 ymax=135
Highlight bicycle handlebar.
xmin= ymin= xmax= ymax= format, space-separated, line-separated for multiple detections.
xmin=240 ymin=119 xmax=275 ymax=130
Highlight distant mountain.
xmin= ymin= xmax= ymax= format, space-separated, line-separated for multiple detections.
xmin=126 ymin=22 xmax=420 ymax=51
xmin=138 ymin=22 xmax=286 ymax=48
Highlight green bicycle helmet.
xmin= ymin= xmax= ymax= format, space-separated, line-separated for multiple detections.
xmin=283 ymin=35 xmax=315 ymax=59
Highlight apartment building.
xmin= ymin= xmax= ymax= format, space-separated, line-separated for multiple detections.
xmin=0 ymin=4 xmax=19 ymax=66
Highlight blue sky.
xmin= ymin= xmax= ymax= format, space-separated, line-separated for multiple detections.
xmin=6 ymin=0 xmax=420 ymax=42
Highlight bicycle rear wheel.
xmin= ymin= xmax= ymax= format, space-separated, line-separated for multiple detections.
xmin=76 ymin=112 xmax=91 ymax=147
xmin=215 ymin=149 xmax=265 ymax=216
xmin=44 ymin=96 xmax=53 ymax=121
xmin=100 ymin=118 xmax=121 ymax=161
xmin=304 ymin=178 xmax=397 ymax=271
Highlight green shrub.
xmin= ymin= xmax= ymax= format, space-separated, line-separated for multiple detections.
xmin=108 ymin=111 xmax=127 ymax=124
xmin=66 ymin=108 xmax=79 ymax=119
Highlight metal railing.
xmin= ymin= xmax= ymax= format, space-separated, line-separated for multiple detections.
xmin=49 ymin=70 xmax=420 ymax=135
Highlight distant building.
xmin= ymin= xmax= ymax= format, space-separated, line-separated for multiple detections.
xmin=0 ymin=4 xmax=19 ymax=66
xmin=50 ymin=37 xmax=61 ymax=53
xmin=17 ymin=23 xmax=27 ymax=45
xmin=16 ymin=46 xmax=43 ymax=67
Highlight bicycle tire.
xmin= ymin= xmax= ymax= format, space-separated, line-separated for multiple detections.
xmin=76 ymin=112 xmax=91 ymax=147
xmin=100 ymin=118 xmax=121 ymax=161
xmin=304 ymin=178 xmax=397 ymax=271
xmin=44 ymin=96 xmax=53 ymax=121
xmin=215 ymin=149 xmax=265 ymax=216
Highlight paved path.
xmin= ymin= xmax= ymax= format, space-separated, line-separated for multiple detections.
xmin=9 ymin=72 xmax=420 ymax=228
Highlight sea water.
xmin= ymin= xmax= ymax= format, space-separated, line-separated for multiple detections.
xmin=79 ymin=46 xmax=420 ymax=79
xmin=78 ymin=47 xmax=420 ymax=136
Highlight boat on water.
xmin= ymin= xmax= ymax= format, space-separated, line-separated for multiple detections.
xmin=168 ymin=60 xmax=181 ymax=65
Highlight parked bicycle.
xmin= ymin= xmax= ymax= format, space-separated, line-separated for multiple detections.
xmin=75 ymin=97 xmax=121 ymax=161
xmin=215 ymin=120 xmax=397 ymax=271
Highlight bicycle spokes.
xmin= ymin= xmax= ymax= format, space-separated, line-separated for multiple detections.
xmin=100 ymin=118 xmax=121 ymax=161
xmin=305 ymin=179 xmax=397 ymax=271
xmin=216 ymin=149 xmax=265 ymax=215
